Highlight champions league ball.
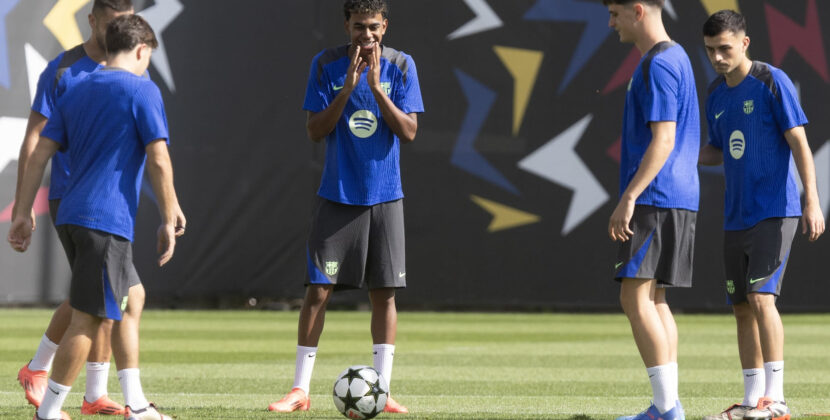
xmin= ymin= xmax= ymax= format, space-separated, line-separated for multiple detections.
xmin=332 ymin=365 xmax=388 ymax=419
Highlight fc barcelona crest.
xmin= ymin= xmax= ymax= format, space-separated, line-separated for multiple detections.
xmin=325 ymin=261 xmax=339 ymax=276
xmin=726 ymin=279 xmax=735 ymax=294
xmin=743 ymin=100 xmax=754 ymax=114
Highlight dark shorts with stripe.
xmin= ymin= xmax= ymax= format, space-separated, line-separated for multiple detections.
xmin=723 ymin=217 xmax=798 ymax=304
xmin=55 ymin=221 xmax=141 ymax=321
xmin=614 ymin=205 xmax=696 ymax=288
xmin=306 ymin=197 xmax=406 ymax=290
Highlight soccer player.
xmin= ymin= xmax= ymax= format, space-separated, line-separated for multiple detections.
xmin=8 ymin=14 xmax=184 ymax=420
xmin=603 ymin=1 xmax=699 ymax=419
xmin=267 ymin=0 xmax=423 ymax=414
xmin=700 ymin=10 xmax=825 ymax=420
xmin=14 ymin=0 xmax=134 ymax=415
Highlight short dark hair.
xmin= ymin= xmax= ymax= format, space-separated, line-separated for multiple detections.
xmin=105 ymin=15 xmax=158 ymax=55
xmin=92 ymin=0 xmax=133 ymax=15
xmin=703 ymin=10 xmax=746 ymax=37
xmin=343 ymin=0 xmax=389 ymax=20
xmin=602 ymin=0 xmax=665 ymax=8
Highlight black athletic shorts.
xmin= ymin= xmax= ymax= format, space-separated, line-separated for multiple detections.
xmin=723 ymin=217 xmax=798 ymax=304
xmin=614 ymin=205 xmax=696 ymax=288
xmin=55 ymin=224 xmax=141 ymax=320
xmin=306 ymin=197 xmax=406 ymax=290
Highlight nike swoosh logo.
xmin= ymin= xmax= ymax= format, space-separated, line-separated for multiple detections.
xmin=715 ymin=110 xmax=725 ymax=119
xmin=749 ymin=277 xmax=765 ymax=284
xmin=773 ymin=368 xmax=782 ymax=372
xmin=745 ymin=373 xmax=758 ymax=377
xmin=49 ymin=387 xmax=59 ymax=395
xmin=332 ymin=84 xmax=343 ymax=91
xmin=615 ymin=262 xmax=624 ymax=270
xmin=399 ymin=272 xmax=406 ymax=278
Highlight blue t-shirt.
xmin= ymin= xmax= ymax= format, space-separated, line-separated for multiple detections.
xmin=31 ymin=45 xmax=102 ymax=200
xmin=621 ymin=42 xmax=700 ymax=211
xmin=303 ymin=44 xmax=424 ymax=206
xmin=41 ymin=68 xmax=169 ymax=241
xmin=706 ymin=61 xmax=806 ymax=231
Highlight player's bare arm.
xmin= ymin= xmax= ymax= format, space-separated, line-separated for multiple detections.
xmin=145 ymin=139 xmax=184 ymax=266
xmin=784 ymin=126 xmax=825 ymax=241
xmin=306 ymin=45 xmax=368 ymax=142
xmin=608 ymin=121 xmax=676 ymax=242
xmin=12 ymin=110 xmax=49 ymax=230
xmin=367 ymin=43 xmax=418 ymax=143
xmin=698 ymin=144 xmax=723 ymax=166
xmin=8 ymin=136 xmax=60 ymax=252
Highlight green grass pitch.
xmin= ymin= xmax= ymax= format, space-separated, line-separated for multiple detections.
xmin=1 ymin=309 xmax=829 ymax=419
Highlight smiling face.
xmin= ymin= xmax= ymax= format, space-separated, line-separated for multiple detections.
xmin=345 ymin=12 xmax=387 ymax=58
xmin=704 ymin=30 xmax=749 ymax=76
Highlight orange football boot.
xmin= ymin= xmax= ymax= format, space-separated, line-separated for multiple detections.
xmin=268 ymin=388 xmax=310 ymax=412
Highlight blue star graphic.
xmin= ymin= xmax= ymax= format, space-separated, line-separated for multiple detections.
xmin=525 ymin=0 xmax=611 ymax=94
xmin=0 ymin=0 xmax=21 ymax=89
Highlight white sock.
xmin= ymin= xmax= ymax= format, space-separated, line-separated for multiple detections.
xmin=646 ymin=364 xmax=675 ymax=414
xmin=668 ymin=362 xmax=679 ymax=406
xmin=29 ymin=335 xmax=59 ymax=372
xmin=85 ymin=362 xmax=110 ymax=402
xmin=292 ymin=346 xmax=317 ymax=394
xmin=373 ymin=344 xmax=395 ymax=391
xmin=37 ymin=379 xmax=71 ymax=419
xmin=741 ymin=368 xmax=765 ymax=406
xmin=764 ymin=361 xmax=785 ymax=401
xmin=117 ymin=368 xmax=149 ymax=411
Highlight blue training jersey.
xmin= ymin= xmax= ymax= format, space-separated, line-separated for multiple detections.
xmin=31 ymin=44 xmax=102 ymax=200
xmin=41 ymin=68 xmax=169 ymax=241
xmin=303 ymin=44 xmax=424 ymax=206
xmin=621 ymin=41 xmax=700 ymax=211
xmin=706 ymin=61 xmax=806 ymax=231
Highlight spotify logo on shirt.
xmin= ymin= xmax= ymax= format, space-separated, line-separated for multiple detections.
xmin=349 ymin=110 xmax=378 ymax=138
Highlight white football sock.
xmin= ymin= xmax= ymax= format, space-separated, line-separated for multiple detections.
xmin=741 ymin=368 xmax=765 ymax=406
xmin=668 ymin=362 xmax=679 ymax=405
xmin=292 ymin=346 xmax=317 ymax=394
xmin=373 ymin=344 xmax=395 ymax=391
xmin=85 ymin=362 xmax=110 ymax=402
xmin=764 ymin=361 xmax=785 ymax=401
xmin=29 ymin=335 xmax=59 ymax=372
xmin=646 ymin=363 xmax=675 ymax=413
xmin=38 ymin=379 xmax=71 ymax=419
xmin=117 ymin=368 xmax=149 ymax=410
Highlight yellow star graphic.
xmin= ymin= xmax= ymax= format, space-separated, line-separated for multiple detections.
xmin=494 ymin=46 xmax=544 ymax=137
xmin=43 ymin=0 xmax=91 ymax=50
xmin=471 ymin=195 xmax=541 ymax=233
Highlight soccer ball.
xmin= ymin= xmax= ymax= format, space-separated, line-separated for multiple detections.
xmin=332 ymin=365 xmax=388 ymax=419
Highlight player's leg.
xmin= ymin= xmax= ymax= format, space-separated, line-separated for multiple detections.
xmin=705 ymin=228 xmax=762 ymax=420
xmin=741 ymin=218 xmax=796 ymax=420
xmin=654 ymin=288 xmax=677 ymax=363
xmin=366 ymin=199 xmax=408 ymax=413
xmin=36 ymin=309 xmax=101 ymax=420
xmin=19 ymin=201 xmax=71 ymax=407
xmin=268 ymin=285 xmax=333 ymax=413
xmin=81 ymin=319 xmax=125 ymax=415
xmin=615 ymin=207 xmax=692 ymax=420
xmin=271 ymin=198 xmax=369 ymax=412
xmin=18 ymin=301 xmax=71 ymax=407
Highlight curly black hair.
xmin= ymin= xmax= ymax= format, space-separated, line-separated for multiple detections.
xmin=344 ymin=0 xmax=388 ymax=20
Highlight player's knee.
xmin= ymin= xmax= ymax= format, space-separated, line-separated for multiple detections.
xmin=746 ymin=293 xmax=776 ymax=313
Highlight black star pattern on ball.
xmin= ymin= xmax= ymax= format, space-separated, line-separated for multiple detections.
xmin=336 ymin=368 xmax=383 ymax=419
